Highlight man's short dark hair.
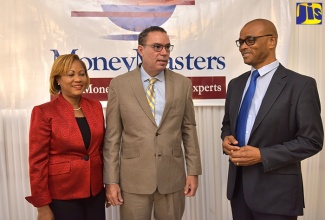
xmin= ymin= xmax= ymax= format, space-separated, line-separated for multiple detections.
xmin=138 ymin=26 xmax=167 ymax=45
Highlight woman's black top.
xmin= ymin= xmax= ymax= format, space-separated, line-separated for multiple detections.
xmin=76 ymin=117 xmax=91 ymax=150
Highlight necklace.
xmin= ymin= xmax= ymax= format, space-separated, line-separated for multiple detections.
xmin=73 ymin=107 xmax=82 ymax=111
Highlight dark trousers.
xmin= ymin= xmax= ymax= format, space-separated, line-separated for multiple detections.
xmin=230 ymin=167 xmax=297 ymax=220
xmin=49 ymin=187 xmax=105 ymax=220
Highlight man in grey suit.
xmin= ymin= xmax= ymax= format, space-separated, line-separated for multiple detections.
xmin=221 ymin=19 xmax=323 ymax=220
xmin=103 ymin=26 xmax=202 ymax=220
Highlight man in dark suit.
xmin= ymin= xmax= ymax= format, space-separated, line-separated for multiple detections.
xmin=103 ymin=26 xmax=202 ymax=220
xmin=221 ymin=18 xmax=323 ymax=220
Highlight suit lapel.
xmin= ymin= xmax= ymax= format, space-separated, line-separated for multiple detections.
xmin=251 ymin=64 xmax=287 ymax=134
xmin=57 ymin=95 xmax=87 ymax=152
xmin=129 ymin=68 xmax=157 ymax=125
xmin=159 ymin=69 xmax=174 ymax=127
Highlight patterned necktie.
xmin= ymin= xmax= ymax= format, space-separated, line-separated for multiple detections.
xmin=236 ymin=70 xmax=260 ymax=147
xmin=146 ymin=78 xmax=158 ymax=117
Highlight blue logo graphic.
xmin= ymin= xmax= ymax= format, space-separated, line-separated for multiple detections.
xmin=71 ymin=1 xmax=195 ymax=40
xmin=296 ymin=2 xmax=322 ymax=25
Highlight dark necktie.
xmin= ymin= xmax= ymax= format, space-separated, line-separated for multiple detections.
xmin=236 ymin=70 xmax=260 ymax=147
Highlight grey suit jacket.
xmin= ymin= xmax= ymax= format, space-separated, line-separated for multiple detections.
xmin=103 ymin=65 xmax=202 ymax=195
xmin=221 ymin=64 xmax=323 ymax=216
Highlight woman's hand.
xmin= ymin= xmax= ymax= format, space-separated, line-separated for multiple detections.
xmin=37 ymin=205 xmax=54 ymax=220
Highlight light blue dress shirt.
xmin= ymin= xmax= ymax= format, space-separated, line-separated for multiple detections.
xmin=241 ymin=60 xmax=280 ymax=145
xmin=140 ymin=66 xmax=166 ymax=126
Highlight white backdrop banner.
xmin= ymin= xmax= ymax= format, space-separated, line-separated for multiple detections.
xmin=0 ymin=0 xmax=291 ymax=108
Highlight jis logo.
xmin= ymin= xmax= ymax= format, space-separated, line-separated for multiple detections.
xmin=296 ymin=2 xmax=322 ymax=25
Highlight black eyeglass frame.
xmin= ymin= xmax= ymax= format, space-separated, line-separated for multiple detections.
xmin=141 ymin=44 xmax=174 ymax=52
xmin=235 ymin=34 xmax=273 ymax=47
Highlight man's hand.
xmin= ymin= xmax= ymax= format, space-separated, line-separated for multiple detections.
xmin=222 ymin=135 xmax=240 ymax=155
xmin=184 ymin=175 xmax=199 ymax=197
xmin=229 ymin=145 xmax=262 ymax=166
xmin=37 ymin=205 xmax=54 ymax=220
xmin=105 ymin=183 xmax=123 ymax=206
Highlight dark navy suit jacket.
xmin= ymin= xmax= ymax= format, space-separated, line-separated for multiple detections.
xmin=221 ymin=64 xmax=323 ymax=216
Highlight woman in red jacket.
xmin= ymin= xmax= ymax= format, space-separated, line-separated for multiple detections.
xmin=26 ymin=54 xmax=106 ymax=220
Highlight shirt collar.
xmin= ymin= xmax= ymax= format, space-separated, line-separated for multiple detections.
xmin=252 ymin=60 xmax=279 ymax=77
xmin=140 ymin=65 xmax=165 ymax=83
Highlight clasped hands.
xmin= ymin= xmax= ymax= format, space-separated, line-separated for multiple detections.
xmin=222 ymin=135 xmax=262 ymax=166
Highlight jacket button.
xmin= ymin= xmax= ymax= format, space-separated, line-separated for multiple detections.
xmin=83 ymin=155 xmax=89 ymax=161
xmin=156 ymin=132 xmax=160 ymax=136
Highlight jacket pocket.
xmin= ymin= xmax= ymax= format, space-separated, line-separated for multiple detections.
xmin=49 ymin=162 xmax=71 ymax=176
xmin=172 ymin=148 xmax=183 ymax=157
xmin=268 ymin=163 xmax=300 ymax=175
xmin=122 ymin=147 xmax=140 ymax=159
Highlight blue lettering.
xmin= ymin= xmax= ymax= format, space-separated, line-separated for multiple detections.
xmin=50 ymin=48 xmax=227 ymax=72
xmin=194 ymin=56 xmax=205 ymax=70
xmin=315 ymin=8 xmax=322 ymax=20
xmin=50 ymin=49 xmax=78 ymax=60
xmin=307 ymin=3 xmax=314 ymax=20
xmin=174 ymin=57 xmax=184 ymax=70
xmin=297 ymin=4 xmax=307 ymax=24
xmin=216 ymin=56 xmax=226 ymax=70
xmin=185 ymin=54 xmax=194 ymax=70
xmin=92 ymin=57 xmax=109 ymax=70
xmin=134 ymin=49 xmax=143 ymax=67
xmin=207 ymin=56 xmax=217 ymax=70
xmin=108 ymin=57 xmax=121 ymax=71
xmin=81 ymin=57 xmax=93 ymax=70
xmin=121 ymin=57 xmax=136 ymax=72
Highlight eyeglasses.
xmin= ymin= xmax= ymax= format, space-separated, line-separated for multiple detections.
xmin=141 ymin=44 xmax=174 ymax=52
xmin=235 ymin=34 xmax=273 ymax=47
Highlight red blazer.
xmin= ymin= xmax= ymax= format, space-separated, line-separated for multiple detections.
xmin=25 ymin=94 xmax=105 ymax=207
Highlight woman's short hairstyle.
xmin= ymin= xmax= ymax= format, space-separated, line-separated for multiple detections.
xmin=49 ymin=54 xmax=90 ymax=95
